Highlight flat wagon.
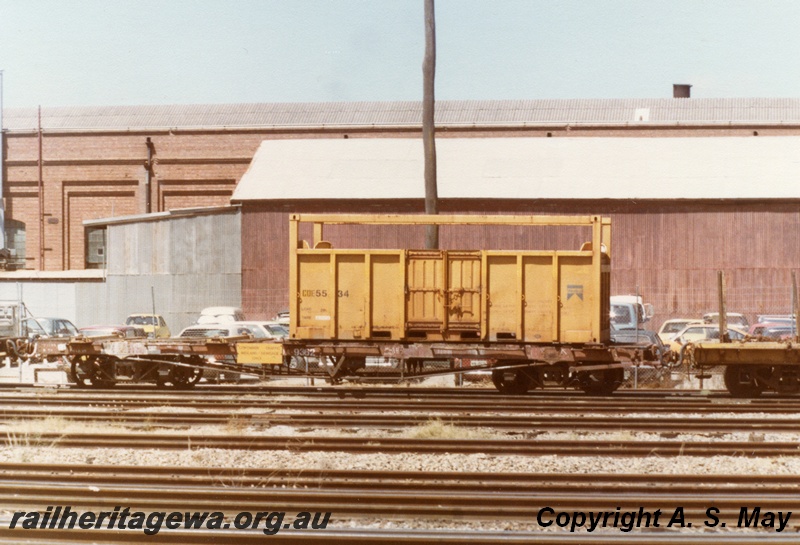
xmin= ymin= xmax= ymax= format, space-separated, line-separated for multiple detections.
xmin=684 ymin=271 xmax=800 ymax=397
xmin=282 ymin=213 xmax=644 ymax=394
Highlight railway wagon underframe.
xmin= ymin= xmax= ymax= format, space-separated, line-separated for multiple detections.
xmin=64 ymin=336 xmax=258 ymax=389
xmin=283 ymin=339 xmax=642 ymax=394
xmin=691 ymin=341 xmax=800 ymax=397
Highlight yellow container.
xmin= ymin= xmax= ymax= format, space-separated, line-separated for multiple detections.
xmin=290 ymin=214 xmax=610 ymax=344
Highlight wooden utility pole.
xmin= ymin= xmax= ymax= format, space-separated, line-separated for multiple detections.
xmin=423 ymin=0 xmax=439 ymax=249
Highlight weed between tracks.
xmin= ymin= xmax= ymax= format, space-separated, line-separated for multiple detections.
xmin=4 ymin=417 xmax=71 ymax=455
xmin=403 ymin=418 xmax=498 ymax=440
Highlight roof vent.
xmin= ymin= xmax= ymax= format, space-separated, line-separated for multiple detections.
xmin=673 ymin=84 xmax=692 ymax=98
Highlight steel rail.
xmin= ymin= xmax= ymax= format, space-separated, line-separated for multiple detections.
xmin=3 ymin=409 xmax=800 ymax=433
xmin=2 ymin=392 xmax=799 ymax=414
xmin=2 ymin=481 xmax=799 ymax=518
xmin=0 ymin=463 xmax=798 ymax=494
xmin=6 ymin=433 xmax=800 ymax=456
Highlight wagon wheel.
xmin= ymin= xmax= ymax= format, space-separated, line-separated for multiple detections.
xmin=70 ymin=356 xmax=94 ymax=388
xmin=70 ymin=356 xmax=116 ymax=388
xmin=577 ymin=368 xmax=624 ymax=395
xmin=167 ymin=362 xmax=203 ymax=389
xmin=723 ymin=364 xmax=764 ymax=398
xmin=491 ymin=367 xmax=534 ymax=395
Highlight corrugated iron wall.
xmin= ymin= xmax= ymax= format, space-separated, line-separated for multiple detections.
xmin=105 ymin=210 xmax=242 ymax=333
xmin=242 ymin=199 xmax=800 ymax=329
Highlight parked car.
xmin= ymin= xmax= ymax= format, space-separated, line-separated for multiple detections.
xmin=22 ymin=317 xmax=79 ymax=339
xmin=79 ymin=325 xmax=147 ymax=338
xmin=235 ymin=321 xmax=288 ymax=339
xmin=656 ymin=319 xmax=703 ymax=343
xmin=125 ymin=314 xmax=171 ymax=338
xmin=196 ymin=306 xmax=245 ymax=325
xmin=610 ymin=329 xmax=677 ymax=386
xmin=756 ymin=314 xmax=796 ymax=325
xmin=611 ymin=329 xmax=672 ymax=367
xmin=178 ymin=323 xmax=264 ymax=339
xmin=273 ymin=310 xmax=290 ymax=325
xmin=748 ymin=322 xmax=795 ymax=340
xmin=669 ymin=324 xmax=747 ymax=353
xmin=610 ymin=295 xmax=655 ymax=330
xmin=702 ymin=312 xmax=749 ymax=329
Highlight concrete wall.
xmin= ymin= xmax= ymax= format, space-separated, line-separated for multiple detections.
xmin=0 ymin=280 xmax=103 ymax=326
xmin=0 ymin=208 xmax=241 ymax=333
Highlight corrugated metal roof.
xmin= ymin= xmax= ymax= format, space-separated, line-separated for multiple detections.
xmin=231 ymin=136 xmax=800 ymax=202
xmin=7 ymin=98 xmax=800 ymax=132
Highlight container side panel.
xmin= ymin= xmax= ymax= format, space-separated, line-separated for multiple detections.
xmin=523 ymin=255 xmax=556 ymax=342
xmin=559 ymin=255 xmax=595 ymax=343
xmin=296 ymin=254 xmax=333 ymax=339
xmin=370 ymin=253 xmax=405 ymax=338
xmin=486 ymin=255 xmax=519 ymax=340
xmin=335 ymin=254 xmax=366 ymax=339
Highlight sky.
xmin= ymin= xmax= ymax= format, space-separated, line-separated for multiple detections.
xmin=1 ymin=0 xmax=799 ymax=109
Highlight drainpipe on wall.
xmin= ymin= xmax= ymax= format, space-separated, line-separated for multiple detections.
xmin=145 ymin=137 xmax=155 ymax=214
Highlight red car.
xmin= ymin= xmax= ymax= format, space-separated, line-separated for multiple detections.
xmin=748 ymin=322 xmax=795 ymax=340
xmin=79 ymin=325 xmax=147 ymax=339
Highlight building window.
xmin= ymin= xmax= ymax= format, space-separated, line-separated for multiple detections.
xmin=85 ymin=227 xmax=107 ymax=269
xmin=3 ymin=220 xmax=26 ymax=270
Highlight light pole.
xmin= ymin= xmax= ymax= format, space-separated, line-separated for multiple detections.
xmin=0 ymin=69 xmax=5 ymax=249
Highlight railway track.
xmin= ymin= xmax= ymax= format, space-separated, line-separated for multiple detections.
xmin=5 ymin=432 xmax=800 ymax=456
xmin=2 ymin=389 xmax=800 ymax=415
xmin=1 ymin=384 xmax=796 ymax=543
xmin=0 ymin=464 xmax=797 ymax=543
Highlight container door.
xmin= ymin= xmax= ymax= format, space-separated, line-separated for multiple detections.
xmin=445 ymin=252 xmax=481 ymax=334
xmin=335 ymin=254 xmax=366 ymax=339
xmin=296 ymin=253 xmax=334 ymax=339
xmin=486 ymin=255 xmax=520 ymax=340
xmin=558 ymin=256 xmax=595 ymax=343
xmin=522 ymin=255 xmax=555 ymax=342
xmin=406 ymin=250 xmax=445 ymax=333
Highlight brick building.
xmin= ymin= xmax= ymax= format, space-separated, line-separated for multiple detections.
xmin=5 ymin=98 xmax=800 ymax=273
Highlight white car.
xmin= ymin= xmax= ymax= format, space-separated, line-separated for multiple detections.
xmin=195 ymin=306 xmax=245 ymax=325
xmin=656 ymin=319 xmax=703 ymax=343
xmin=702 ymin=312 xmax=749 ymax=329
xmin=179 ymin=323 xmax=264 ymax=339
xmin=234 ymin=321 xmax=288 ymax=339
xmin=669 ymin=324 xmax=747 ymax=353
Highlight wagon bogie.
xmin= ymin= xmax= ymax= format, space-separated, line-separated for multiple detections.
xmin=70 ymin=355 xmax=117 ymax=389
xmin=65 ymin=348 xmax=214 ymax=389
